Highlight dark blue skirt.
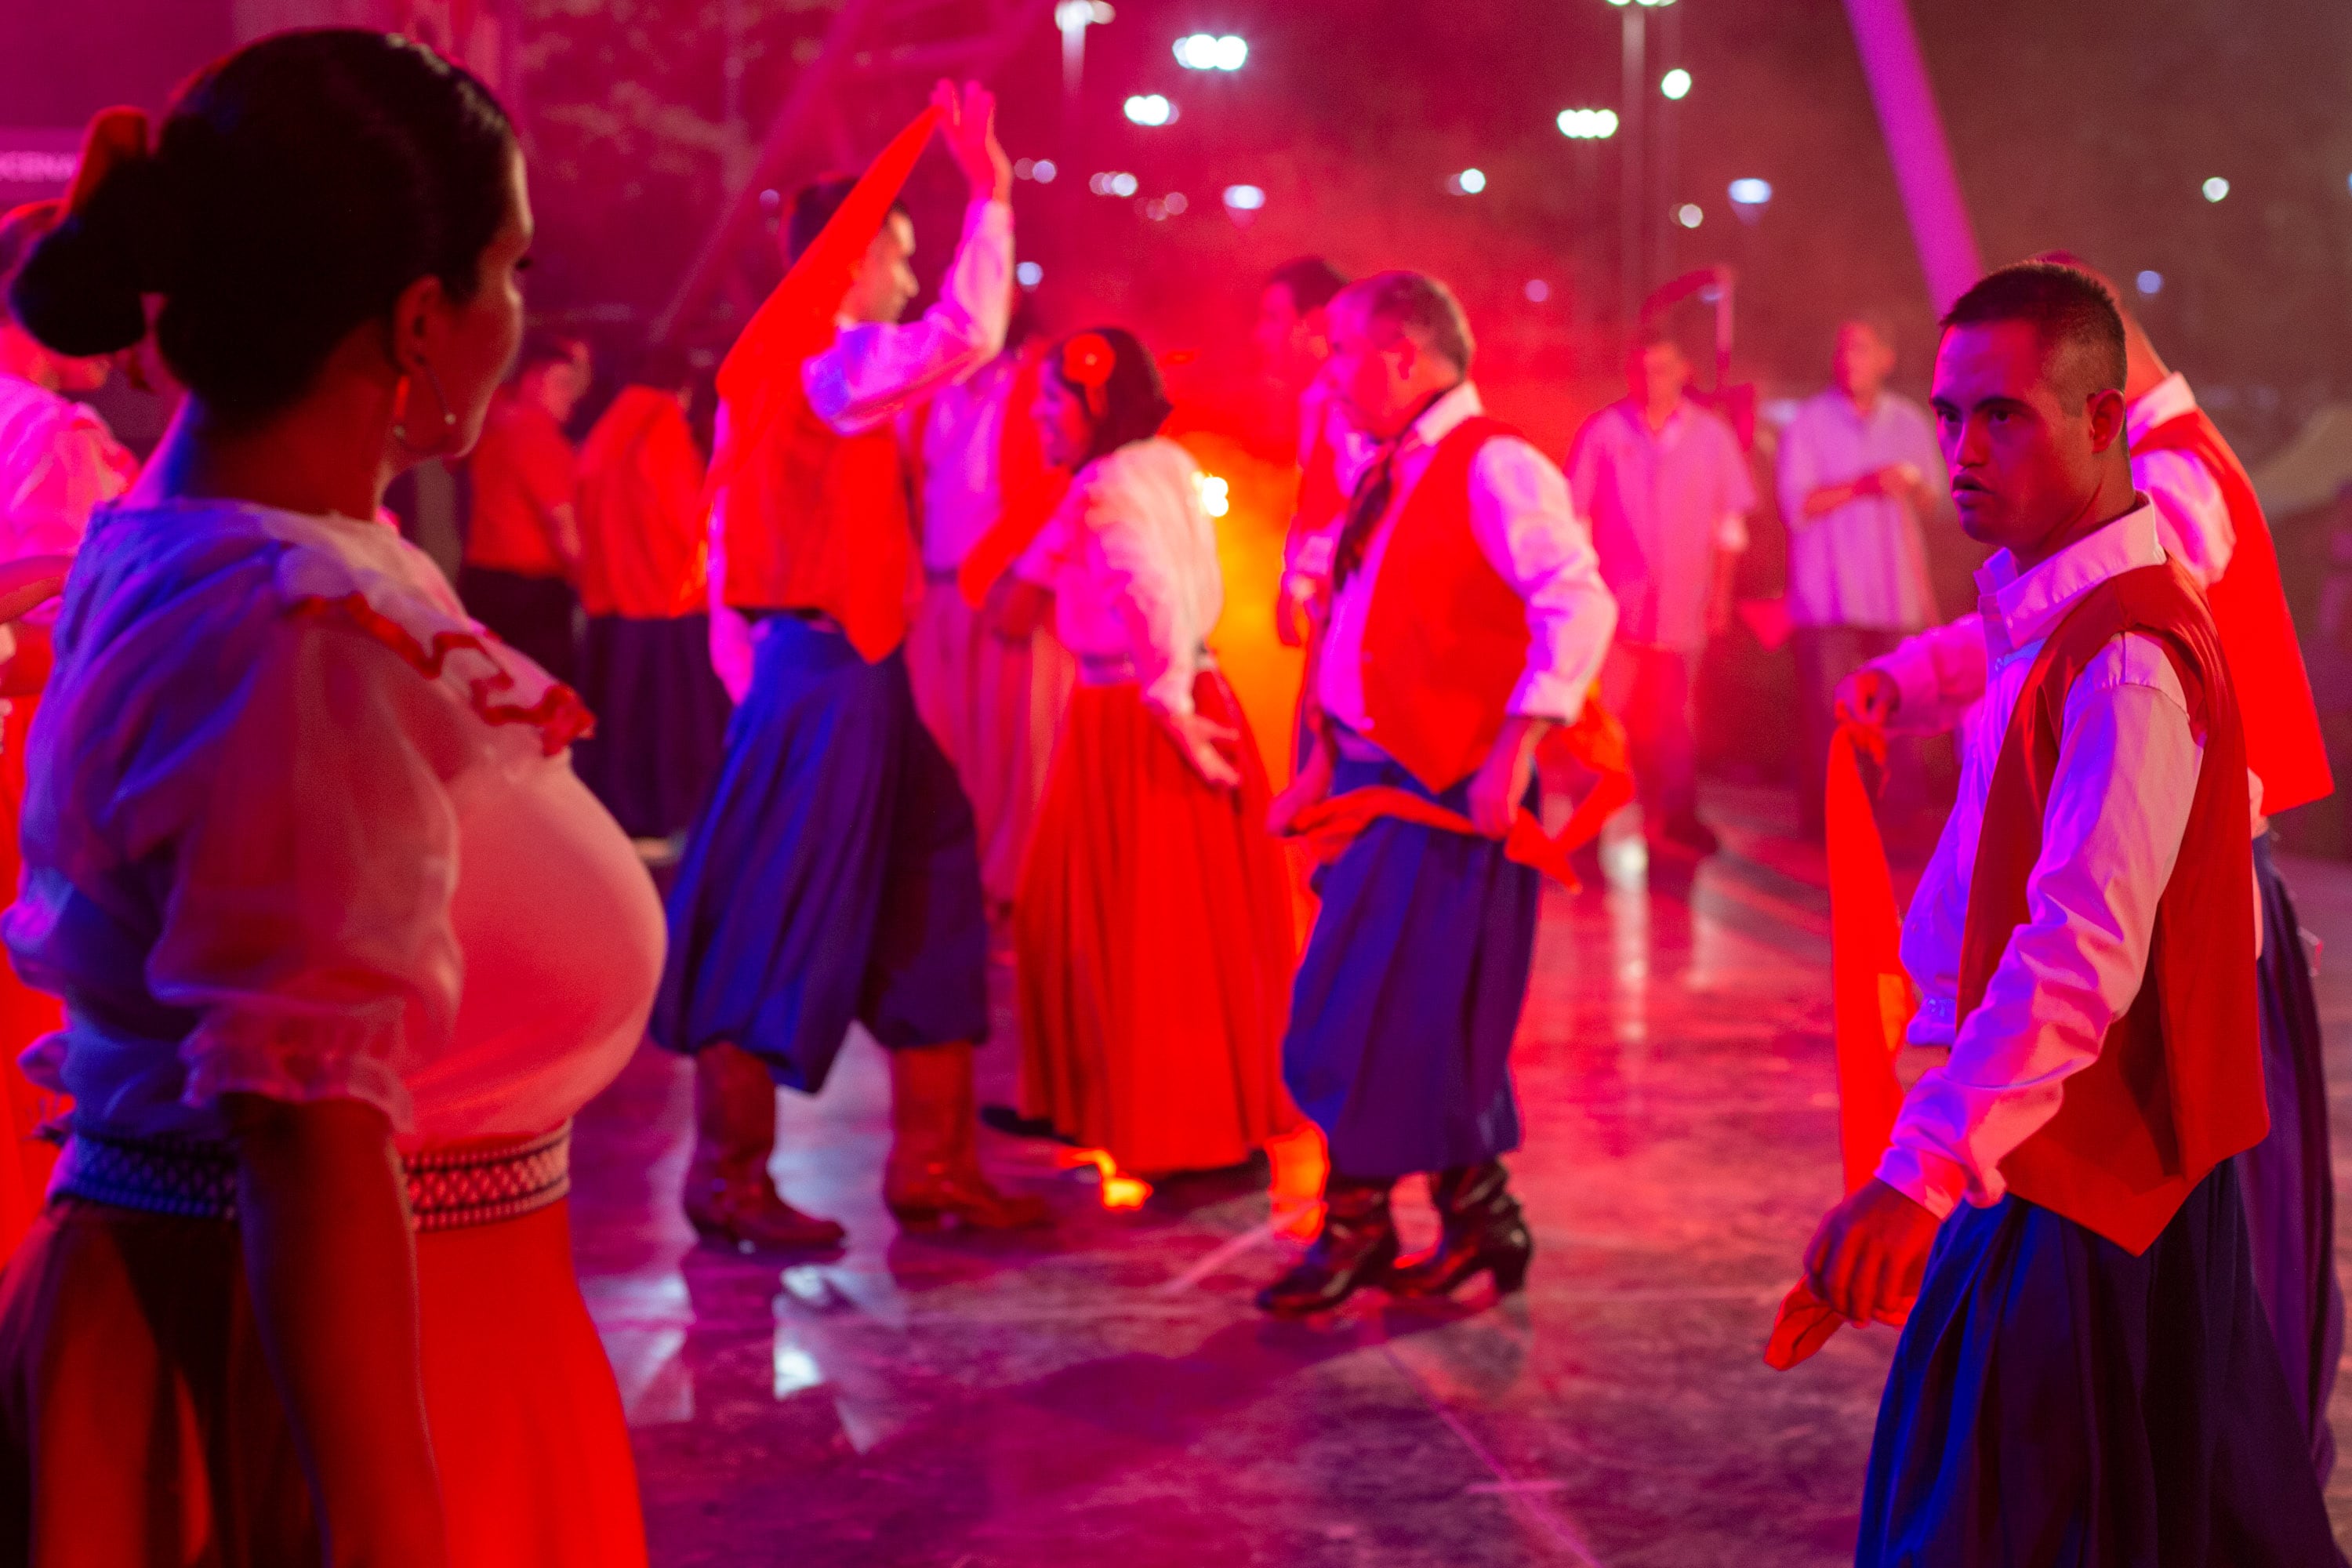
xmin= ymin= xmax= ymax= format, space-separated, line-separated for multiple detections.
xmin=1281 ymin=750 xmax=1540 ymax=1180
xmin=2241 ymin=832 xmax=2343 ymax=1482
xmin=572 ymin=613 xmax=731 ymax=840
xmin=652 ymin=618 xmax=988 ymax=1091
xmin=1857 ymin=1161 xmax=2343 ymax=1566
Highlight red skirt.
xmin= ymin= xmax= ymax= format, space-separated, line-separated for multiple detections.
xmin=1016 ymin=671 xmax=1301 ymax=1175
xmin=0 ymin=1194 xmax=645 ymax=1566
xmin=0 ymin=695 xmax=62 ymax=1264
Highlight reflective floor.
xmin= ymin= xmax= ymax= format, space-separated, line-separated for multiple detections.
xmin=570 ymin=788 xmax=2352 ymax=1566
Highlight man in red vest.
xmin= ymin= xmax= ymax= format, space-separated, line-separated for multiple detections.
xmin=1257 ymin=270 xmax=1618 ymax=1314
xmin=1842 ymin=262 xmax=2343 ymax=1479
xmin=1809 ymin=263 xmax=2336 ymax=1559
xmin=655 ymin=83 xmax=1050 ymax=1249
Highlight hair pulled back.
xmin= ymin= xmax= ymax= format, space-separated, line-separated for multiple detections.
xmin=1051 ymin=326 xmax=1173 ymax=467
xmin=9 ymin=28 xmax=514 ymax=424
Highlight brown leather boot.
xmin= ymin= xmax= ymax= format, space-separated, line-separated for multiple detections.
xmin=884 ymin=1042 xmax=1051 ymax=1231
xmin=682 ymin=1042 xmax=847 ymax=1250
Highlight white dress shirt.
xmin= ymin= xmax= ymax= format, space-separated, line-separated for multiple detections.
xmin=1774 ymin=387 xmax=1945 ymax=631
xmin=802 ymin=198 xmax=1013 ymax=437
xmin=917 ymin=350 xmax=1019 ymax=573
xmin=1014 ymin=437 xmax=1221 ymax=716
xmin=1878 ymin=503 xmax=2215 ymax=1218
xmin=1318 ymin=381 xmax=1617 ymax=738
xmin=1565 ymin=397 xmax=1754 ymax=653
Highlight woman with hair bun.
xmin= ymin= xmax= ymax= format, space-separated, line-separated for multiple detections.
xmin=0 ymin=29 xmax=657 ymax=1566
xmin=1000 ymin=327 xmax=1301 ymax=1176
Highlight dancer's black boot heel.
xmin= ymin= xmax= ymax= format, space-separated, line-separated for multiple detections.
xmin=1387 ymin=1160 xmax=1532 ymax=1300
xmin=1255 ymin=1176 xmax=1397 ymax=1315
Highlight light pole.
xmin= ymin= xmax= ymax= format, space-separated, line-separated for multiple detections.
xmin=1618 ymin=4 xmax=1646 ymax=336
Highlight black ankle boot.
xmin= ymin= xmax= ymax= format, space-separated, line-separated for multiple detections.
xmin=1387 ymin=1161 xmax=1532 ymax=1299
xmin=1255 ymin=1176 xmax=1397 ymax=1316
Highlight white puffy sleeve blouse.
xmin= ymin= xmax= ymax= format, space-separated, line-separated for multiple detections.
xmin=1013 ymin=437 xmax=1224 ymax=716
xmin=5 ymin=499 xmax=664 ymax=1148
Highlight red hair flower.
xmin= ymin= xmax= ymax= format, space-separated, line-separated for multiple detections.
xmin=1061 ymin=331 xmax=1116 ymax=418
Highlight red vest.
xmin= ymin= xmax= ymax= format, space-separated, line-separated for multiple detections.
xmin=720 ymin=341 xmax=916 ymax=662
xmin=2133 ymin=408 xmax=2332 ymax=814
xmin=1358 ymin=416 xmax=1531 ymax=793
xmin=1963 ymin=561 xmax=2266 ymax=1254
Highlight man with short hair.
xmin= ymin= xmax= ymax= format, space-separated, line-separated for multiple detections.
xmin=1257 ymin=258 xmax=1370 ymax=659
xmin=1806 ymin=263 xmax=2336 ymax=1558
xmin=1567 ymin=334 xmax=1753 ymax=856
xmin=460 ymin=330 xmax=590 ymax=683
xmin=1776 ymin=316 xmax=1947 ymax=839
xmin=1843 ymin=261 xmax=2344 ymax=1480
xmin=659 ymin=83 xmax=1050 ymax=1250
xmin=1260 ymin=270 xmax=1617 ymax=1314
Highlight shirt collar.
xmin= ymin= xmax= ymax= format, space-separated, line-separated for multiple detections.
xmin=1976 ymin=499 xmax=2167 ymax=659
xmin=1618 ymin=395 xmax=1690 ymax=443
xmin=2126 ymin=372 xmax=2198 ymax=446
xmin=1403 ymin=379 xmax=1484 ymax=451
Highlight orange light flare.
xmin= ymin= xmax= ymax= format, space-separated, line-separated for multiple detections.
xmin=1058 ymin=1147 xmax=1152 ymax=1210
xmin=1264 ymin=1123 xmax=1329 ymax=1239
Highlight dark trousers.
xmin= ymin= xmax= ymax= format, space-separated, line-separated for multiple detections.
xmin=457 ymin=564 xmax=579 ymax=688
xmin=1790 ymin=624 xmax=1905 ymax=840
xmin=1858 ymin=1162 xmax=2343 ymax=1566
xmin=652 ymin=618 xmax=989 ymax=1091
xmin=1601 ymin=642 xmax=1701 ymax=832
xmin=2244 ymin=833 xmax=2345 ymax=1481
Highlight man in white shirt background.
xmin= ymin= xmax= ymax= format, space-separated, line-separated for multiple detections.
xmin=1566 ymin=334 xmax=1754 ymax=857
xmin=1776 ymin=316 xmax=1951 ymax=840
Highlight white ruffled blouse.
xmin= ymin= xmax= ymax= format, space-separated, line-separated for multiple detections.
xmin=1014 ymin=436 xmax=1224 ymax=716
xmin=4 ymin=499 xmax=664 ymax=1149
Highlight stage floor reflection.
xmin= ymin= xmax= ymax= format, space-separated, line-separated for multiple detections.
xmin=568 ymin=787 xmax=2352 ymax=1565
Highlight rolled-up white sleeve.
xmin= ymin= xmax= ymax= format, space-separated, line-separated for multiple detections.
xmin=1870 ymin=613 xmax=1991 ymax=735
xmin=803 ymin=200 xmax=1013 ymax=436
xmin=1877 ymin=637 xmax=2201 ymax=1217
xmin=1465 ymin=437 xmax=1617 ymax=723
xmin=150 ymin=621 xmax=467 ymax=1133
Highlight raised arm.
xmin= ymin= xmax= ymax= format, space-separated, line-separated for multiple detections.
xmin=804 ymin=83 xmax=1014 ymax=435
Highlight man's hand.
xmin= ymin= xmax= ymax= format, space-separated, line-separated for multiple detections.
xmin=934 ymin=79 xmax=1011 ymax=205
xmin=1156 ymin=706 xmax=1243 ymax=789
xmin=1801 ymin=1178 xmax=1942 ymax=1326
xmin=1834 ymin=666 xmax=1902 ymax=728
xmin=1468 ymin=714 xmax=1551 ymax=840
xmin=1268 ymin=735 xmax=1334 ymax=836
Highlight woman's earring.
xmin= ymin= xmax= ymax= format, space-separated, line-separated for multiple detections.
xmin=393 ymin=362 xmax=461 ymax=454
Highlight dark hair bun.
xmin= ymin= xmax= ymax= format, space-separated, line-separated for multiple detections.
xmin=10 ymin=155 xmax=180 ymax=357
xmin=11 ymin=30 xmax=514 ymax=424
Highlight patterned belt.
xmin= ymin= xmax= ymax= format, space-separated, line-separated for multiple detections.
xmin=51 ymin=1123 xmax=572 ymax=1232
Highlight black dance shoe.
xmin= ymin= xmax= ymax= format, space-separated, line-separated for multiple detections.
xmin=1255 ymin=1176 xmax=1397 ymax=1316
xmin=1386 ymin=1160 xmax=1532 ymax=1299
